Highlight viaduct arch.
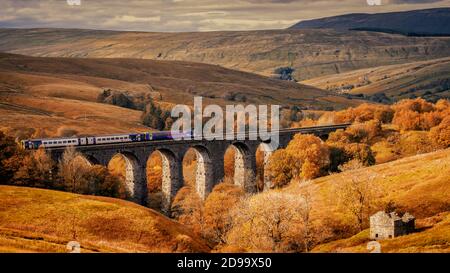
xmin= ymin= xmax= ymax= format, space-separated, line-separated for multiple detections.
xmin=47 ymin=125 xmax=348 ymax=214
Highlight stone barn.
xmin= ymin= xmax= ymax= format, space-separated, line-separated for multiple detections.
xmin=370 ymin=211 xmax=415 ymax=240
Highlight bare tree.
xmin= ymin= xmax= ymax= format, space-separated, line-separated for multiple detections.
xmin=335 ymin=170 xmax=381 ymax=231
xmin=227 ymin=192 xmax=305 ymax=252
xmin=58 ymin=146 xmax=90 ymax=193
xmin=298 ymin=190 xmax=313 ymax=252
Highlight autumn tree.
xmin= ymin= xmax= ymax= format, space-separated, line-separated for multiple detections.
xmin=226 ymin=190 xmax=323 ymax=253
xmin=265 ymin=149 xmax=293 ymax=188
xmin=265 ymin=134 xmax=330 ymax=187
xmin=224 ymin=148 xmax=235 ymax=179
xmin=335 ymin=170 xmax=382 ymax=231
xmin=285 ymin=134 xmax=330 ymax=180
xmin=81 ymin=165 xmax=126 ymax=198
xmin=392 ymin=98 xmax=440 ymax=131
xmin=226 ymin=191 xmax=313 ymax=252
xmin=202 ymin=183 xmax=245 ymax=246
xmin=430 ymin=116 xmax=450 ymax=148
xmin=392 ymin=98 xmax=434 ymax=114
xmin=334 ymin=103 xmax=394 ymax=124
xmin=13 ymin=147 xmax=57 ymax=188
xmin=58 ymin=146 xmax=91 ymax=193
xmin=294 ymin=190 xmax=315 ymax=252
xmin=0 ymin=131 xmax=23 ymax=184
xmin=171 ymin=186 xmax=204 ymax=235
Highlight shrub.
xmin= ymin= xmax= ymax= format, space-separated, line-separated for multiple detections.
xmin=344 ymin=143 xmax=376 ymax=166
xmin=334 ymin=103 xmax=394 ymax=124
xmin=430 ymin=116 xmax=450 ymax=148
xmin=392 ymin=110 xmax=422 ymax=131
xmin=392 ymin=98 xmax=434 ymax=114
xmin=398 ymin=131 xmax=435 ymax=155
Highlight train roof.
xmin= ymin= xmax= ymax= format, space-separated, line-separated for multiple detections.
xmin=22 ymin=131 xmax=162 ymax=142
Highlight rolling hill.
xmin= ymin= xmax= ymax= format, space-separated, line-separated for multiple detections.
xmin=1 ymin=27 xmax=450 ymax=81
xmin=0 ymin=52 xmax=363 ymax=138
xmin=289 ymin=8 xmax=450 ymax=36
xmin=0 ymin=185 xmax=210 ymax=253
xmin=285 ymin=148 xmax=450 ymax=253
xmin=302 ymin=57 xmax=450 ymax=102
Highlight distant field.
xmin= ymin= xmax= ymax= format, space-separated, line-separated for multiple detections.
xmin=302 ymin=57 xmax=450 ymax=101
xmin=2 ymin=28 xmax=450 ymax=80
xmin=0 ymin=186 xmax=209 ymax=253
xmin=0 ymin=52 xmax=363 ymax=138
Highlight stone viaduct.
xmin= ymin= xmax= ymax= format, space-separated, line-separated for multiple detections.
xmin=47 ymin=124 xmax=349 ymax=213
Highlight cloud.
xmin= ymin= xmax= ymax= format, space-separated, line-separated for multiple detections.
xmin=0 ymin=0 xmax=449 ymax=32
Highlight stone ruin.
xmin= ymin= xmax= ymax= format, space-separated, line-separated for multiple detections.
xmin=370 ymin=211 xmax=415 ymax=240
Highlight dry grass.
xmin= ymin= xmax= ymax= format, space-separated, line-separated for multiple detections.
xmin=282 ymin=148 xmax=450 ymax=252
xmin=2 ymin=28 xmax=450 ymax=80
xmin=302 ymin=57 xmax=450 ymax=100
xmin=0 ymin=185 xmax=210 ymax=253
xmin=313 ymin=212 xmax=450 ymax=253
xmin=0 ymin=52 xmax=363 ymax=137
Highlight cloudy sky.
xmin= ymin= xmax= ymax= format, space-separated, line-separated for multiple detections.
xmin=1 ymin=0 xmax=449 ymax=32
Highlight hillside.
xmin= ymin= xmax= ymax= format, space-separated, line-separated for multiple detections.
xmin=289 ymin=8 xmax=450 ymax=36
xmin=1 ymin=27 xmax=450 ymax=80
xmin=302 ymin=57 xmax=450 ymax=101
xmin=0 ymin=185 xmax=210 ymax=253
xmin=313 ymin=212 xmax=450 ymax=253
xmin=284 ymin=148 xmax=450 ymax=252
xmin=0 ymin=52 xmax=361 ymax=138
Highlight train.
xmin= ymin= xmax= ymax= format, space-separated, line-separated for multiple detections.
xmin=21 ymin=131 xmax=193 ymax=150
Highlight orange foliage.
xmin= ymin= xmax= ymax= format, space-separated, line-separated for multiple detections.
xmin=393 ymin=110 xmax=422 ymax=131
xmin=171 ymin=186 xmax=204 ymax=235
xmin=224 ymin=148 xmax=235 ymax=178
xmin=203 ymin=183 xmax=245 ymax=245
xmin=392 ymin=98 xmax=434 ymax=113
xmin=265 ymin=134 xmax=330 ymax=186
xmin=265 ymin=149 xmax=293 ymax=188
xmin=285 ymin=134 xmax=330 ymax=180
xmin=334 ymin=103 xmax=393 ymax=124
xmin=430 ymin=116 xmax=450 ymax=148
xmin=147 ymin=153 xmax=162 ymax=193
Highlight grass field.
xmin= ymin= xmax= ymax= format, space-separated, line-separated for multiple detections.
xmin=2 ymin=28 xmax=450 ymax=80
xmin=302 ymin=57 xmax=450 ymax=100
xmin=0 ymin=52 xmax=363 ymax=138
xmin=0 ymin=186 xmax=210 ymax=253
xmin=313 ymin=212 xmax=450 ymax=253
xmin=283 ymin=148 xmax=450 ymax=252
